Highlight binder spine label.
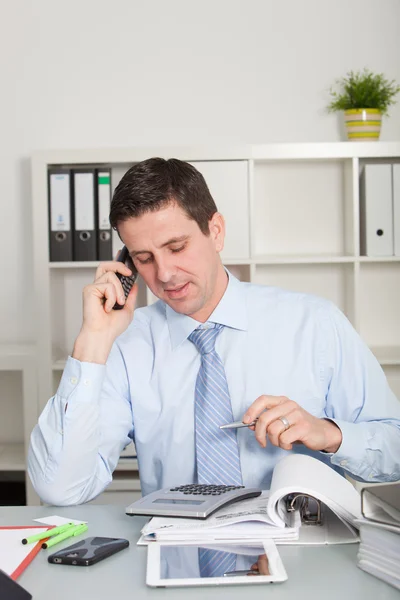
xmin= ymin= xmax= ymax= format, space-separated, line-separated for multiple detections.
xmin=50 ymin=174 xmax=71 ymax=231
xmin=74 ymin=172 xmax=95 ymax=230
xmin=98 ymin=172 xmax=111 ymax=230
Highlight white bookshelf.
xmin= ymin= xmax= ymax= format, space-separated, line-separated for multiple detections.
xmin=0 ymin=344 xmax=39 ymax=504
xmin=27 ymin=142 xmax=400 ymax=505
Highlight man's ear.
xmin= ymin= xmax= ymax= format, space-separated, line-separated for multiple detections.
xmin=209 ymin=212 xmax=225 ymax=253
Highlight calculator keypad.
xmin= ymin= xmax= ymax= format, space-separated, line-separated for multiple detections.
xmin=169 ymin=484 xmax=245 ymax=495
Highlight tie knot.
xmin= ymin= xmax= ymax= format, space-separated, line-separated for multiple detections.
xmin=189 ymin=324 xmax=223 ymax=355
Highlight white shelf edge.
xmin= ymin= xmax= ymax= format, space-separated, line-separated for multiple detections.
xmin=371 ymin=346 xmax=400 ymax=366
xmin=47 ymin=256 xmax=400 ymax=270
xmin=52 ymin=360 xmax=67 ymax=371
xmin=33 ymin=142 xmax=400 ymax=165
xmin=0 ymin=343 xmax=36 ymax=370
xmin=116 ymin=458 xmax=138 ymax=472
xmin=108 ymin=474 xmax=141 ymax=492
xmin=359 ymin=256 xmax=400 ymax=263
xmin=50 ymin=261 xmax=99 ymax=269
xmin=252 ymin=255 xmax=355 ymax=265
xmin=251 ymin=142 xmax=400 ymax=160
xmin=0 ymin=443 xmax=26 ymax=471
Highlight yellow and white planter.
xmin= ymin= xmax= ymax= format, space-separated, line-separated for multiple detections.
xmin=344 ymin=109 xmax=382 ymax=141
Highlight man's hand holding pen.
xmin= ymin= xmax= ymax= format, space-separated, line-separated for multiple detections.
xmin=221 ymin=395 xmax=343 ymax=454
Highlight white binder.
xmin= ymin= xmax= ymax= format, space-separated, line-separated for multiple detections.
xmin=393 ymin=164 xmax=400 ymax=257
xmin=73 ymin=169 xmax=96 ymax=261
xmin=48 ymin=168 xmax=73 ymax=261
xmin=97 ymin=169 xmax=112 ymax=261
xmin=360 ymin=164 xmax=394 ymax=256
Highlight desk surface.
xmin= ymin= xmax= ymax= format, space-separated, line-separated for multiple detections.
xmin=1 ymin=505 xmax=398 ymax=600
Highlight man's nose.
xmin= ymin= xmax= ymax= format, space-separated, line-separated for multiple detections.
xmin=155 ymin=257 xmax=175 ymax=283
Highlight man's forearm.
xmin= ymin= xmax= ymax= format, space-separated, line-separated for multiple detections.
xmin=72 ymin=331 xmax=115 ymax=365
xmin=329 ymin=419 xmax=400 ymax=482
xmin=28 ymin=357 xmax=110 ymax=505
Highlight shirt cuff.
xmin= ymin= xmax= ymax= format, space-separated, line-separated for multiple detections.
xmin=325 ymin=418 xmax=368 ymax=473
xmin=57 ymin=356 xmax=106 ymax=402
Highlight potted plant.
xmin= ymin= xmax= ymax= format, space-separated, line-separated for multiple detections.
xmin=327 ymin=68 xmax=400 ymax=141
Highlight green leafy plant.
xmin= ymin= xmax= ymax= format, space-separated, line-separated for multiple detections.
xmin=328 ymin=68 xmax=400 ymax=115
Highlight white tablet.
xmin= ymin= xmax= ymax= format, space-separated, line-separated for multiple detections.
xmin=146 ymin=540 xmax=288 ymax=587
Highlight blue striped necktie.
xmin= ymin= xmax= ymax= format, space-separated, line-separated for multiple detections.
xmin=188 ymin=323 xmax=242 ymax=486
xmin=189 ymin=323 xmax=242 ymax=578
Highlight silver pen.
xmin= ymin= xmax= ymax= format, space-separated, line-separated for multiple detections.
xmin=219 ymin=418 xmax=258 ymax=430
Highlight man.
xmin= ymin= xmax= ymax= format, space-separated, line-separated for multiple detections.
xmin=28 ymin=158 xmax=400 ymax=506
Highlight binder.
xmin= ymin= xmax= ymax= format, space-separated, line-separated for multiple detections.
xmin=96 ymin=169 xmax=113 ymax=261
xmin=48 ymin=168 xmax=72 ymax=262
xmin=361 ymin=483 xmax=400 ymax=528
xmin=72 ymin=169 xmax=97 ymax=261
xmin=393 ymin=164 xmax=400 ymax=257
xmin=360 ymin=164 xmax=394 ymax=256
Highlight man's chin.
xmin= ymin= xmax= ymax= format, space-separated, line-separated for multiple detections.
xmin=165 ymin=297 xmax=199 ymax=316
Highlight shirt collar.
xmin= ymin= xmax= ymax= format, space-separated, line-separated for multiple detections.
xmin=165 ymin=269 xmax=248 ymax=349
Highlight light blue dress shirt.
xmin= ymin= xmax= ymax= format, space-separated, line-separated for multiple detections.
xmin=28 ymin=272 xmax=400 ymax=505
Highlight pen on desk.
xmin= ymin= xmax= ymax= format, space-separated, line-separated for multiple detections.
xmin=42 ymin=523 xmax=88 ymax=549
xmin=219 ymin=418 xmax=258 ymax=430
xmin=22 ymin=523 xmax=75 ymax=545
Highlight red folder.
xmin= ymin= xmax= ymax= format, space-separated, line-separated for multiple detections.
xmin=0 ymin=526 xmax=52 ymax=580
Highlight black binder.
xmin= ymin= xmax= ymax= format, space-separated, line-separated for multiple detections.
xmin=96 ymin=168 xmax=113 ymax=261
xmin=72 ymin=169 xmax=97 ymax=261
xmin=48 ymin=168 xmax=73 ymax=262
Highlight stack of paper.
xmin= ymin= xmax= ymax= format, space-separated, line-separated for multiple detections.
xmin=357 ymin=521 xmax=400 ymax=590
xmin=140 ymin=493 xmax=300 ymax=544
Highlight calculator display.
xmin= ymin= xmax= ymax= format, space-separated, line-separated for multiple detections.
xmin=152 ymin=499 xmax=205 ymax=505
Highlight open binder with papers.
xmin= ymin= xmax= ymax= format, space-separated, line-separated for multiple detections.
xmin=139 ymin=454 xmax=362 ymax=546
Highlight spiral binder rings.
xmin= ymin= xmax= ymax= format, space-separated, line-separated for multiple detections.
xmin=286 ymin=494 xmax=323 ymax=526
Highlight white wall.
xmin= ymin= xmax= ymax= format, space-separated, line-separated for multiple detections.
xmin=1 ymin=0 xmax=400 ymax=343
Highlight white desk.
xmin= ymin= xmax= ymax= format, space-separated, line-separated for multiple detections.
xmin=1 ymin=505 xmax=398 ymax=599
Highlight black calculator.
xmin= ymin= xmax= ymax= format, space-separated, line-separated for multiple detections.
xmin=126 ymin=484 xmax=262 ymax=519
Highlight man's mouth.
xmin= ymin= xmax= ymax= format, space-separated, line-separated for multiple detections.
xmin=164 ymin=282 xmax=190 ymax=299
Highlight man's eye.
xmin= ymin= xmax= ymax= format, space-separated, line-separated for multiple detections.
xmin=170 ymin=245 xmax=185 ymax=253
xmin=138 ymin=256 xmax=153 ymax=265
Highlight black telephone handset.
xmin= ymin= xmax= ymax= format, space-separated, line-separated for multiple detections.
xmin=113 ymin=246 xmax=138 ymax=310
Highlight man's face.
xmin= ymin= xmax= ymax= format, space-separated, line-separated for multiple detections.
xmin=118 ymin=202 xmax=227 ymax=322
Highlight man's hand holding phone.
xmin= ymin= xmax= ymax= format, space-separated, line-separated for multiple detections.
xmin=72 ymin=249 xmax=138 ymax=365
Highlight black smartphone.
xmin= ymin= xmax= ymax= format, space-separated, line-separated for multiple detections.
xmin=0 ymin=569 xmax=32 ymax=600
xmin=113 ymin=246 xmax=138 ymax=310
xmin=48 ymin=536 xmax=129 ymax=566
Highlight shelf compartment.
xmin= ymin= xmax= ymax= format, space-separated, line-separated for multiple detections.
xmin=252 ymin=159 xmax=355 ymax=258
xmin=358 ymin=263 xmax=400 ymax=349
xmin=253 ymin=263 xmax=355 ymax=323
xmin=0 ymin=443 xmax=25 ymax=471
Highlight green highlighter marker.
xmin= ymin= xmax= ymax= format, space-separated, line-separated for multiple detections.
xmin=42 ymin=523 xmax=88 ymax=549
xmin=22 ymin=523 xmax=75 ymax=545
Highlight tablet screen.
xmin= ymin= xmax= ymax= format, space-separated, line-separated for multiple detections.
xmin=160 ymin=544 xmax=271 ymax=580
